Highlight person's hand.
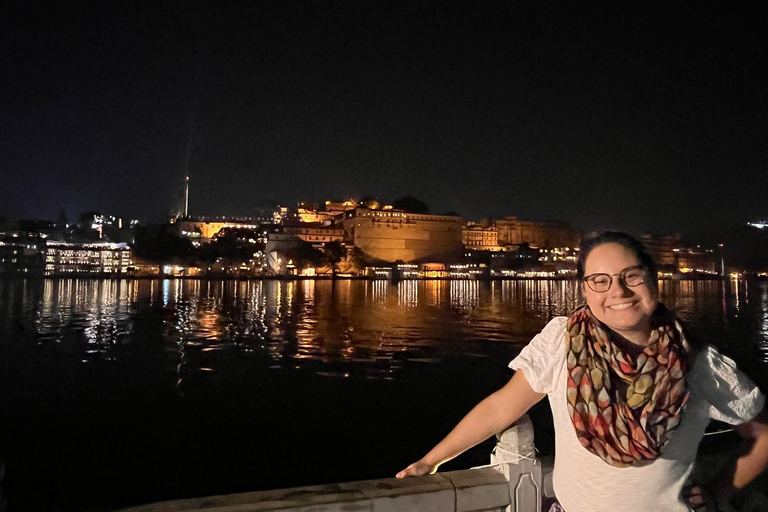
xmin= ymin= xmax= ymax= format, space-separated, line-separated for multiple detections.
xmin=396 ymin=459 xmax=437 ymax=478
xmin=682 ymin=485 xmax=718 ymax=512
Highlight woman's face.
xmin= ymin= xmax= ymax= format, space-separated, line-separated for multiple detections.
xmin=583 ymin=242 xmax=658 ymax=343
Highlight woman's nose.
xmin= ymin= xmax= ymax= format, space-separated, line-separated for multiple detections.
xmin=608 ymin=276 xmax=633 ymax=296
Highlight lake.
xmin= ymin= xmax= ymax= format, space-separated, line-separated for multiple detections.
xmin=0 ymin=278 xmax=766 ymax=510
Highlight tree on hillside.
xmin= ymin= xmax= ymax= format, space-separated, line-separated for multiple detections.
xmin=198 ymin=229 xmax=258 ymax=266
xmin=286 ymin=241 xmax=324 ymax=271
xmin=323 ymin=241 xmax=348 ymax=277
xmin=513 ymin=243 xmax=540 ymax=270
xmin=392 ymin=195 xmax=429 ymax=213
xmin=132 ymin=227 xmax=196 ymax=264
xmin=78 ymin=211 xmax=100 ymax=227
xmin=349 ymin=247 xmax=368 ymax=274
xmin=360 ymin=196 xmax=380 ymax=209
xmin=56 ymin=208 xmax=69 ymax=227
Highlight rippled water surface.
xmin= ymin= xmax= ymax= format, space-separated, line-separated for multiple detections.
xmin=1 ymin=278 xmax=766 ymax=510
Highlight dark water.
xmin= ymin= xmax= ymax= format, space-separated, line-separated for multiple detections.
xmin=0 ymin=278 xmax=766 ymax=511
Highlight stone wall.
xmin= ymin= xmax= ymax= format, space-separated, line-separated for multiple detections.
xmin=344 ymin=209 xmax=463 ymax=263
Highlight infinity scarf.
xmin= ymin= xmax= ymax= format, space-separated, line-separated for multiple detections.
xmin=565 ymin=304 xmax=691 ymax=467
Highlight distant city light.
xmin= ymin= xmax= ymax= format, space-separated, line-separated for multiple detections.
xmin=747 ymin=222 xmax=768 ymax=229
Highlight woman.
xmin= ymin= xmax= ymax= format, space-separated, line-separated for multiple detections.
xmin=397 ymin=232 xmax=768 ymax=512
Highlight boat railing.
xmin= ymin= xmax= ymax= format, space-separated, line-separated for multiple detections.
xmin=118 ymin=416 xmax=548 ymax=512
xmin=115 ymin=413 xmax=768 ymax=512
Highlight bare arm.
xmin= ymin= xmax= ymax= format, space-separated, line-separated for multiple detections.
xmin=687 ymin=408 xmax=768 ymax=511
xmin=396 ymin=370 xmax=546 ymax=478
xmin=710 ymin=408 xmax=768 ymax=500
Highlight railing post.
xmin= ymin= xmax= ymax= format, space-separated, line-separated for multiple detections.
xmin=0 ymin=457 xmax=6 ymax=512
xmin=491 ymin=415 xmax=542 ymax=512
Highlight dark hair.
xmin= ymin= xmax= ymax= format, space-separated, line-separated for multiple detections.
xmin=576 ymin=231 xmax=658 ymax=293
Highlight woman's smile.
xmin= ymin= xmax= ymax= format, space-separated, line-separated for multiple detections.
xmin=607 ymin=301 xmax=638 ymax=310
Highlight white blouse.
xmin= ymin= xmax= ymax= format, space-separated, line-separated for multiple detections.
xmin=509 ymin=316 xmax=765 ymax=512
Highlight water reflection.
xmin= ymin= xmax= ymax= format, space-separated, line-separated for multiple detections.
xmin=449 ymin=280 xmax=479 ymax=311
xmin=2 ymin=278 xmax=768 ymax=384
xmin=759 ymin=283 xmax=768 ymax=363
xmin=398 ymin=280 xmax=418 ymax=308
xmin=34 ymin=279 xmax=134 ymax=361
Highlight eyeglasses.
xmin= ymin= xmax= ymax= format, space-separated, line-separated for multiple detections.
xmin=582 ymin=266 xmax=648 ymax=293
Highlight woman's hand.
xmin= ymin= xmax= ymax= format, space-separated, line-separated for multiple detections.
xmin=682 ymin=485 xmax=717 ymax=512
xmin=396 ymin=459 xmax=437 ymax=478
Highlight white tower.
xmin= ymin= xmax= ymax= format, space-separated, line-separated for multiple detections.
xmin=184 ymin=176 xmax=190 ymax=217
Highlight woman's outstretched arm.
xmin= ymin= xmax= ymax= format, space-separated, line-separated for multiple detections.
xmin=686 ymin=408 xmax=768 ymax=511
xmin=709 ymin=408 xmax=768 ymax=499
xmin=396 ymin=370 xmax=546 ymax=478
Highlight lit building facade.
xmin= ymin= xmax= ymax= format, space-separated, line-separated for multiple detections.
xmin=342 ymin=208 xmax=463 ymax=263
xmin=284 ymin=226 xmax=346 ymax=246
xmin=297 ymin=209 xmax=340 ymax=224
xmin=538 ymin=247 xmax=580 ymax=275
xmin=174 ymin=218 xmax=262 ymax=243
xmin=675 ymin=247 xmax=718 ymax=275
xmin=44 ymin=241 xmax=133 ymax=275
xmin=0 ymin=241 xmax=44 ymax=274
xmin=265 ymin=232 xmax=303 ymax=274
xmin=493 ymin=217 xmax=580 ymax=249
xmin=324 ymin=199 xmax=359 ymax=214
xmin=462 ymin=224 xmax=500 ymax=250
xmin=295 ymin=199 xmax=356 ymax=224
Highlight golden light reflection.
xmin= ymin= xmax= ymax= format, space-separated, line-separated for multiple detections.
xmin=449 ymin=280 xmax=479 ymax=311
xmin=12 ymin=277 xmax=768 ymax=382
xmin=425 ymin=280 xmax=445 ymax=307
xmin=302 ymin=280 xmax=315 ymax=304
xmin=369 ymin=279 xmax=388 ymax=306
xmin=398 ymin=281 xmax=418 ymax=308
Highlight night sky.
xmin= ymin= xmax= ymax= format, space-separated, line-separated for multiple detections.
xmin=2 ymin=1 xmax=766 ymax=234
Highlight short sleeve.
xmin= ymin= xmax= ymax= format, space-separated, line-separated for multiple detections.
xmin=509 ymin=316 xmax=568 ymax=394
xmin=690 ymin=345 xmax=766 ymax=424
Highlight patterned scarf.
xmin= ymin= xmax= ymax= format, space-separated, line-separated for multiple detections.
xmin=565 ymin=304 xmax=691 ymax=467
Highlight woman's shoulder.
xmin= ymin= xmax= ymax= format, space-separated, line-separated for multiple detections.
xmin=688 ymin=344 xmax=766 ymax=423
xmin=509 ymin=316 xmax=569 ymax=394
xmin=541 ymin=316 xmax=569 ymax=337
xmin=690 ymin=344 xmax=742 ymax=376
xmin=688 ymin=344 xmax=745 ymax=387
xmin=523 ymin=316 xmax=569 ymax=354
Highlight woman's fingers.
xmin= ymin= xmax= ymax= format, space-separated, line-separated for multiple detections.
xmin=395 ymin=461 xmax=433 ymax=478
xmin=684 ymin=486 xmax=705 ymax=505
xmin=395 ymin=464 xmax=421 ymax=478
xmin=682 ymin=485 xmax=716 ymax=512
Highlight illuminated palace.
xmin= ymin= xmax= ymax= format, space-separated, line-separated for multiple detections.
xmin=341 ymin=208 xmax=464 ymax=263
xmin=174 ymin=198 xmax=465 ymax=264
xmin=171 ymin=196 xmax=595 ymax=268
xmin=463 ymin=217 xmax=580 ymax=251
